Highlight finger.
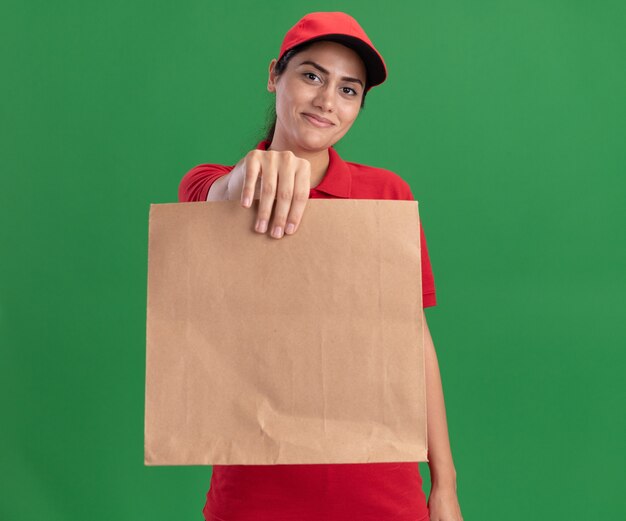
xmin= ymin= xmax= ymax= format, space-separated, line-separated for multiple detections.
xmin=283 ymin=161 xmax=310 ymax=235
xmin=269 ymin=158 xmax=297 ymax=239
xmin=255 ymin=155 xmax=278 ymax=234
xmin=240 ymin=153 xmax=261 ymax=208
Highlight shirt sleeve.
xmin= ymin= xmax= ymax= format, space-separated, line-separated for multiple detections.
xmin=178 ymin=164 xmax=234 ymax=203
xmin=397 ymin=180 xmax=437 ymax=308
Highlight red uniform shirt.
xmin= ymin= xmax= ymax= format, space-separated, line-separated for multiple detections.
xmin=178 ymin=139 xmax=437 ymax=521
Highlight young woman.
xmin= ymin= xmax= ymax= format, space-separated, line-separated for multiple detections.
xmin=179 ymin=11 xmax=463 ymax=521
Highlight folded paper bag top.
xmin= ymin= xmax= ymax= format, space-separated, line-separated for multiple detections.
xmin=144 ymin=198 xmax=426 ymax=466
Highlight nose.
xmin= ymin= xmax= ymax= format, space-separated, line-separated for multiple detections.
xmin=313 ymin=83 xmax=335 ymax=113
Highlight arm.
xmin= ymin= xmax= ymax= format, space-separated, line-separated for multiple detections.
xmin=207 ymin=172 xmax=231 ymax=200
xmin=177 ymin=163 xmax=234 ymax=202
xmin=208 ymin=156 xmax=248 ymax=201
xmin=400 ymin=182 xmax=449 ymax=473
xmin=178 ymin=156 xmax=249 ymax=202
xmin=423 ymin=309 xmax=457 ymax=487
xmin=424 ymin=310 xmax=463 ymax=520
xmin=401 ymin=178 xmax=462 ymax=516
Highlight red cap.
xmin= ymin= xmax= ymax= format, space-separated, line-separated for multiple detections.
xmin=278 ymin=12 xmax=387 ymax=91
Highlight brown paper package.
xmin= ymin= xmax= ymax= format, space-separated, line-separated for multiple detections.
xmin=145 ymin=199 xmax=427 ymax=466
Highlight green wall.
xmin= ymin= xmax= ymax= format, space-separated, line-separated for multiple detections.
xmin=1 ymin=1 xmax=624 ymax=519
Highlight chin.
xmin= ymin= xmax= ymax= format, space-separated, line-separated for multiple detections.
xmin=297 ymin=132 xmax=333 ymax=151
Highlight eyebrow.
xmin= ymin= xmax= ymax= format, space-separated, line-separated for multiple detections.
xmin=297 ymin=60 xmax=364 ymax=88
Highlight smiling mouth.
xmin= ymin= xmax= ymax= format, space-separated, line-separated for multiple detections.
xmin=302 ymin=113 xmax=334 ymax=128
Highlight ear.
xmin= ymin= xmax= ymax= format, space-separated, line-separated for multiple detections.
xmin=267 ymin=58 xmax=278 ymax=92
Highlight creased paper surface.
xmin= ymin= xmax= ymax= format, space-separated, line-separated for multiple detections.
xmin=144 ymin=199 xmax=426 ymax=465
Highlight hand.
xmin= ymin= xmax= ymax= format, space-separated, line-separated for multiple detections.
xmin=228 ymin=149 xmax=312 ymax=239
xmin=427 ymin=483 xmax=464 ymax=521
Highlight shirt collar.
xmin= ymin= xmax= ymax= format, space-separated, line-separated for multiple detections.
xmin=256 ymin=140 xmax=352 ymax=198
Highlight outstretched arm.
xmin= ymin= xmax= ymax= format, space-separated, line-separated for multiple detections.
xmin=423 ymin=310 xmax=463 ymax=520
xmin=178 ymin=164 xmax=233 ymax=202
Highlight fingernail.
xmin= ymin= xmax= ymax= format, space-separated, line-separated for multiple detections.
xmin=272 ymin=225 xmax=283 ymax=238
xmin=285 ymin=223 xmax=295 ymax=234
xmin=243 ymin=196 xmax=251 ymax=207
xmin=256 ymin=219 xmax=267 ymax=233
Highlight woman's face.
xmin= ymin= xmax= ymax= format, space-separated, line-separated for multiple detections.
xmin=267 ymin=40 xmax=367 ymax=152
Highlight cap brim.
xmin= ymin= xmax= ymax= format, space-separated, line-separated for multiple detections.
xmin=293 ymin=34 xmax=387 ymax=89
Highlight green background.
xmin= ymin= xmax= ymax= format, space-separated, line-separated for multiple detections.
xmin=1 ymin=0 xmax=624 ymax=519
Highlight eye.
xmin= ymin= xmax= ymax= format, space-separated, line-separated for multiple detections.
xmin=342 ymin=86 xmax=358 ymax=96
xmin=303 ymin=72 xmax=320 ymax=82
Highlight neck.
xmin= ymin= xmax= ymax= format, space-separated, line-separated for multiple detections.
xmin=267 ymin=135 xmax=330 ymax=189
